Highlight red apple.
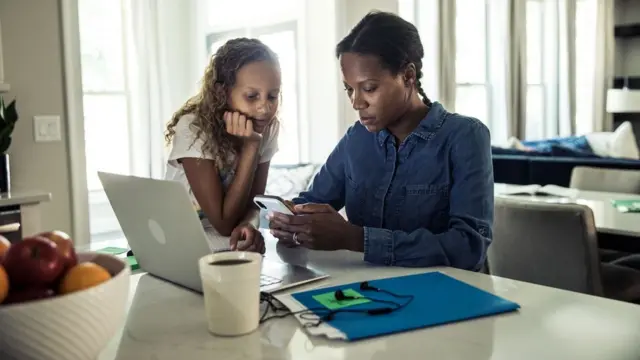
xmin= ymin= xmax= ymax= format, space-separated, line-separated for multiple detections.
xmin=3 ymin=236 xmax=65 ymax=288
xmin=3 ymin=287 xmax=55 ymax=305
xmin=37 ymin=230 xmax=77 ymax=271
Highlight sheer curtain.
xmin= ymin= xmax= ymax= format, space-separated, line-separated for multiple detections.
xmin=413 ymin=0 xmax=600 ymax=142
xmin=410 ymin=0 xmax=456 ymax=109
xmin=526 ymin=0 xmax=579 ymax=139
xmin=591 ymin=0 xmax=614 ymax=132
xmin=124 ymin=0 xmax=197 ymax=179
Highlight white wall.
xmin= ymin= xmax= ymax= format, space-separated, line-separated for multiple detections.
xmin=0 ymin=1 xmax=73 ymax=236
xmin=615 ymin=0 xmax=640 ymax=76
xmin=300 ymin=0 xmax=400 ymax=163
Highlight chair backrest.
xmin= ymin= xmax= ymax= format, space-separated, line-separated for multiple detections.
xmin=570 ymin=166 xmax=640 ymax=194
xmin=488 ymin=197 xmax=603 ymax=296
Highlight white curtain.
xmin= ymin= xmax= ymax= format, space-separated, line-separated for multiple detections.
xmin=503 ymin=0 xmax=527 ymax=139
xmin=124 ymin=0 xmax=197 ymax=179
xmin=412 ymin=0 xmax=605 ymax=142
xmin=591 ymin=0 xmax=615 ymax=132
xmin=535 ymin=0 xmax=577 ymax=138
xmin=415 ymin=0 xmax=456 ymax=109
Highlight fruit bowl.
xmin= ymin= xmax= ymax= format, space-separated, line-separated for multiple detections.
xmin=0 ymin=252 xmax=130 ymax=360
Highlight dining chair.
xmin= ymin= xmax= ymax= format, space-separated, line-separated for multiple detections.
xmin=488 ymin=197 xmax=640 ymax=302
xmin=570 ymin=166 xmax=640 ymax=194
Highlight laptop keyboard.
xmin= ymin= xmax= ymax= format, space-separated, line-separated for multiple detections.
xmin=260 ymin=274 xmax=282 ymax=287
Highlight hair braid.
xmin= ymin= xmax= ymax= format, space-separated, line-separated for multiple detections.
xmin=415 ymin=69 xmax=432 ymax=106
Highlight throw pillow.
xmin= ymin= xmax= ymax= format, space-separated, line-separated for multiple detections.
xmin=266 ymin=164 xmax=320 ymax=199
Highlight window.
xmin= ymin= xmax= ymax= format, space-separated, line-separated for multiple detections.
xmin=79 ymin=0 xmax=130 ymax=192
xmin=575 ymin=0 xmax=597 ymax=135
xmin=455 ymin=0 xmax=490 ymax=125
xmin=526 ymin=0 xmax=545 ymax=140
xmin=78 ymin=0 xmax=132 ymax=241
xmin=202 ymin=0 xmax=302 ymax=165
xmin=526 ymin=0 xmax=598 ymax=139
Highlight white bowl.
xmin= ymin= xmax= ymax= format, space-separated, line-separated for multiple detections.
xmin=0 ymin=252 xmax=131 ymax=360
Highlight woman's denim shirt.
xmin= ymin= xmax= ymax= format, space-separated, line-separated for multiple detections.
xmin=292 ymin=102 xmax=494 ymax=270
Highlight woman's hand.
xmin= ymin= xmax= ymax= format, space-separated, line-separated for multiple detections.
xmin=229 ymin=223 xmax=265 ymax=254
xmin=224 ymin=111 xmax=262 ymax=143
xmin=268 ymin=203 xmax=363 ymax=251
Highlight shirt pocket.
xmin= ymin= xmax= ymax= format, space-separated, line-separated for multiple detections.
xmin=344 ymin=175 xmax=367 ymax=226
xmin=399 ymin=183 xmax=450 ymax=231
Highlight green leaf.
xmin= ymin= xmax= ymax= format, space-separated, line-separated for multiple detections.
xmin=0 ymin=124 xmax=14 ymax=139
xmin=0 ymin=136 xmax=12 ymax=154
xmin=4 ymin=100 xmax=17 ymax=124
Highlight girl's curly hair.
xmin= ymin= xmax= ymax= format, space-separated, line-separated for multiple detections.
xmin=165 ymin=38 xmax=280 ymax=169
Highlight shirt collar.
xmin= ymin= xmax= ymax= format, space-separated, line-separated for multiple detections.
xmin=376 ymin=101 xmax=447 ymax=146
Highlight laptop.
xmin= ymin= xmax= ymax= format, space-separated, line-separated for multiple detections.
xmin=97 ymin=171 xmax=328 ymax=293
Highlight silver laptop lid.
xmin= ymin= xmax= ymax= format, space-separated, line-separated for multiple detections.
xmin=98 ymin=171 xmax=210 ymax=292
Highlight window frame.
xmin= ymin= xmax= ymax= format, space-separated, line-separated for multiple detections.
xmin=79 ymin=0 xmax=135 ymax=238
xmin=525 ymin=0 xmax=549 ymax=139
xmin=455 ymin=0 xmax=493 ymax=128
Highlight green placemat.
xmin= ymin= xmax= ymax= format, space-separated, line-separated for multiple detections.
xmin=611 ymin=200 xmax=640 ymax=213
xmin=312 ymin=289 xmax=371 ymax=310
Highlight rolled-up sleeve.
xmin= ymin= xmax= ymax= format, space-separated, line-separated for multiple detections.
xmin=363 ymin=120 xmax=494 ymax=270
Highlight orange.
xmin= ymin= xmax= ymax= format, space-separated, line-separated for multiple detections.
xmin=58 ymin=262 xmax=112 ymax=295
xmin=0 ymin=265 xmax=8 ymax=304
xmin=0 ymin=235 xmax=10 ymax=259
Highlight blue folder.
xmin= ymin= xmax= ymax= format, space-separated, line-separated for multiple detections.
xmin=291 ymin=271 xmax=520 ymax=341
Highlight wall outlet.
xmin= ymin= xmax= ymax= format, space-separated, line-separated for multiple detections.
xmin=34 ymin=116 xmax=62 ymax=142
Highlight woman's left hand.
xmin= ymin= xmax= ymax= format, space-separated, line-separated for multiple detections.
xmin=230 ymin=223 xmax=265 ymax=254
xmin=268 ymin=203 xmax=363 ymax=251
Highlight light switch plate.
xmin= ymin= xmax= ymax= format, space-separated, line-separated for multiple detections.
xmin=34 ymin=116 xmax=62 ymax=142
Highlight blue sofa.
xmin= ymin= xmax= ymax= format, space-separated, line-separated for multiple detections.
xmin=492 ymin=153 xmax=640 ymax=186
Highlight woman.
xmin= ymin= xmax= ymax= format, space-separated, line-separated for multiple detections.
xmin=165 ymin=38 xmax=282 ymax=253
xmin=268 ymin=11 xmax=494 ymax=270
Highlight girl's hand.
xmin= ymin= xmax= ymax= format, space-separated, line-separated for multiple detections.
xmin=229 ymin=223 xmax=265 ymax=254
xmin=224 ymin=111 xmax=262 ymax=142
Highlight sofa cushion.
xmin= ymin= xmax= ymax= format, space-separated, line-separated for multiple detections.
xmin=266 ymin=164 xmax=320 ymax=199
xmin=585 ymin=121 xmax=640 ymax=159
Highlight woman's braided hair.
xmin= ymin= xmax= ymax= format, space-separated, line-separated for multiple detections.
xmin=336 ymin=11 xmax=432 ymax=106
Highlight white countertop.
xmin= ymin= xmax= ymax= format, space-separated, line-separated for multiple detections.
xmin=98 ymin=238 xmax=640 ymax=360
xmin=0 ymin=191 xmax=51 ymax=207
xmin=495 ymin=183 xmax=640 ymax=237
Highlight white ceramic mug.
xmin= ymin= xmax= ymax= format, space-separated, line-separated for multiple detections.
xmin=198 ymin=251 xmax=262 ymax=336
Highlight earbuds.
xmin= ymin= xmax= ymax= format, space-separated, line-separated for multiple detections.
xmin=333 ymin=282 xmax=382 ymax=301
xmin=330 ymin=281 xmax=412 ymax=319
xmin=360 ymin=281 xmax=379 ymax=292
xmin=334 ymin=289 xmax=355 ymax=301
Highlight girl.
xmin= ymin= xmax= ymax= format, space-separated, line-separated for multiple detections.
xmin=165 ymin=38 xmax=281 ymax=253
xmin=268 ymin=11 xmax=494 ymax=270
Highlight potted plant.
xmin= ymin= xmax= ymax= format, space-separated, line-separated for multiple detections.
xmin=0 ymin=96 xmax=18 ymax=193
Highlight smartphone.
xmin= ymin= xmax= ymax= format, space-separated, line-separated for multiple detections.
xmin=253 ymin=195 xmax=294 ymax=215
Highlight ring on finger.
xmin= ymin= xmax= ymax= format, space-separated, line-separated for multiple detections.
xmin=292 ymin=232 xmax=300 ymax=245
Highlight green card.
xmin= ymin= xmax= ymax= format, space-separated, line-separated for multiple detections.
xmin=611 ymin=200 xmax=640 ymax=213
xmin=312 ymin=289 xmax=371 ymax=310
xmin=95 ymin=247 xmax=129 ymax=255
xmin=125 ymin=256 xmax=140 ymax=270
